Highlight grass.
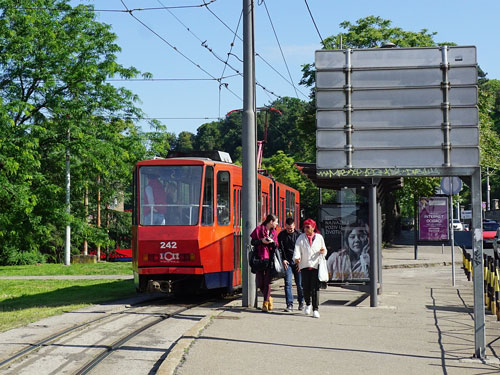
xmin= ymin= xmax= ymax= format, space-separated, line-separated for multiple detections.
xmin=0 ymin=262 xmax=133 ymax=276
xmin=0 ymin=279 xmax=137 ymax=332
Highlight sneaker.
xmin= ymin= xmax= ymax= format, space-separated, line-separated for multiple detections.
xmin=284 ymin=304 xmax=293 ymax=312
xmin=298 ymin=302 xmax=304 ymax=311
xmin=313 ymin=310 xmax=320 ymax=319
xmin=304 ymin=305 xmax=312 ymax=315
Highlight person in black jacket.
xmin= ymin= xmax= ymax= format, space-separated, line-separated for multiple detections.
xmin=278 ymin=217 xmax=304 ymax=312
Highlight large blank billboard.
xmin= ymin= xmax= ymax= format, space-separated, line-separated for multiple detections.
xmin=315 ymin=46 xmax=479 ymax=172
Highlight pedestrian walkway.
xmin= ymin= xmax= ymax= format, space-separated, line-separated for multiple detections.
xmin=167 ymin=242 xmax=500 ymax=375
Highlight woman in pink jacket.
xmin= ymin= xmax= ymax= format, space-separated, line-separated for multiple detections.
xmin=250 ymin=214 xmax=279 ymax=312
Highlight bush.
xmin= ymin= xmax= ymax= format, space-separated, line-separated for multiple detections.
xmin=2 ymin=249 xmax=46 ymax=266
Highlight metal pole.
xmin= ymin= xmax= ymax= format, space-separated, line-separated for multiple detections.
xmin=65 ymin=128 xmax=71 ymax=266
xmin=471 ymin=167 xmax=486 ymax=359
xmin=449 ymin=178 xmax=455 ymax=286
xmin=369 ymin=181 xmax=378 ymax=307
xmin=377 ymin=199 xmax=382 ymax=294
xmin=242 ymin=0 xmax=257 ymax=308
xmin=414 ymin=196 xmax=418 ymax=260
xmin=487 ymin=167 xmax=490 ymax=211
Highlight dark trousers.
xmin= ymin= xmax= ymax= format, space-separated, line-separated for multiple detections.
xmin=301 ymin=268 xmax=320 ymax=310
xmin=256 ymin=268 xmax=273 ymax=301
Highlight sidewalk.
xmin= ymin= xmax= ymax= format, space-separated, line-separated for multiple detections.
xmin=169 ymin=242 xmax=500 ymax=375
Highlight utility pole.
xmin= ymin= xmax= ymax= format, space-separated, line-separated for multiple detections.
xmin=242 ymin=0 xmax=257 ymax=307
xmin=487 ymin=167 xmax=490 ymax=211
xmin=65 ymin=127 xmax=71 ymax=266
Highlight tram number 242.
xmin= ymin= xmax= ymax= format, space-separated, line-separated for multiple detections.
xmin=160 ymin=241 xmax=177 ymax=249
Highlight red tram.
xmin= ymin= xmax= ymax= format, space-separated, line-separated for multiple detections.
xmin=132 ymin=151 xmax=300 ymax=294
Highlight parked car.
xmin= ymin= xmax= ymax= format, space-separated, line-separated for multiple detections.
xmin=452 ymin=219 xmax=464 ymax=231
xmin=483 ymin=221 xmax=500 ymax=248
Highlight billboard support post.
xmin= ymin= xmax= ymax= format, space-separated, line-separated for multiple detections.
xmin=472 ymin=167 xmax=485 ymax=359
xmin=369 ymin=180 xmax=378 ymax=307
xmin=449 ymin=178 xmax=456 ymax=286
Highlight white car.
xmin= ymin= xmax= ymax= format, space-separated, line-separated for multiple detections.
xmin=452 ymin=219 xmax=464 ymax=231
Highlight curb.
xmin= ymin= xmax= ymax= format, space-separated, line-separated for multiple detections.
xmin=156 ymin=299 xmax=238 ymax=375
xmin=383 ymin=261 xmax=463 ymax=269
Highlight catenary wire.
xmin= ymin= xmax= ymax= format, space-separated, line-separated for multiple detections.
xmin=156 ymin=0 xmax=240 ymax=118
xmin=14 ymin=1 xmax=218 ymax=13
xmin=260 ymin=0 xmax=299 ymax=98
xmin=153 ymin=1 xmax=280 ymax=100
xmin=303 ymin=0 xmax=324 ymax=46
xmin=203 ymin=1 xmax=308 ymax=99
xmin=119 ymin=0 xmax=243 ymax=101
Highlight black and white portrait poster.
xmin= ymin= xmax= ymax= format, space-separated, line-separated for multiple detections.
xmin=319 ymin=202 xmax=370 ymax=282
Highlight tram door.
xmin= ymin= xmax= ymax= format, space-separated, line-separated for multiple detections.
xmin=233 ymin=186 xmax=242 ymax=284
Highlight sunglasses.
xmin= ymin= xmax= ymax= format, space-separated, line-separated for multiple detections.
xmin=304 ymin=225 xmax=313 ymax=229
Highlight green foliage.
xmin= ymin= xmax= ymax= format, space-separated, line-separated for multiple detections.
xmin=107 ymin=210 xmax=132 ymax=250
xmin=0 ymin=0 xmax=152 ymax=264
xmin=262 ymin=151 xmax=318 ymax=219
xmin=324 ymin=16 xmax=437 ymax=49
xmin=0 ymin=279 xmax=135 ymax=332
xmin=173 ymin=131 xmax=195 ymax=152
xmin=0 ymin=262 xmax=132 ymax=276
xmin=395 ymin=177 xmax=440 ymax=218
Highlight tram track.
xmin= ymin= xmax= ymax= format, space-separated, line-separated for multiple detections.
xmin=0 ymin=295 xmax=229 ymax=375
xmin=0 ymin=295 xmax=169 ymax=372
xmin=73 ymin=304 xmax=194 ymax=375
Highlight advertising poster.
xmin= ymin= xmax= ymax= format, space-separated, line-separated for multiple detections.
xmin=418 ymin=197 xmax=449 ymax=241
xmin=319 ymin=202 xmax=370 ymax=282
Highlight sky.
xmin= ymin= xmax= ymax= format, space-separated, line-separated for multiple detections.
xmin=72 ymin=0 xmax=500 ymax=136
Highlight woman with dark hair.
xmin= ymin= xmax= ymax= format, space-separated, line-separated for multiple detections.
xmin=293 ymin=218 xmax=326 ymax=318
xmin=250 ymin=214 xmax=279 ymax=312
xmin=327 ymin=222 xmax=370 ymax=281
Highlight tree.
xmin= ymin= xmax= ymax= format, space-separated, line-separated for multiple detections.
xmin=193 ymin=121 xmax=222 ymax=151
xmin=0 ymin=0 xmax=148 ymax=263
xmin=173 ymin=131 xmax=195 ymax=152
xmin=262 ymin=151 xmax=318 ymax=219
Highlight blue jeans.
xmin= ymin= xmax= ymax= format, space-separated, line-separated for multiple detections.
xmin=284 ymin=263 xmax=304 ymax=306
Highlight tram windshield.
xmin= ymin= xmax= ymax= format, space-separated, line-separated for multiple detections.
xmin=139 ymin=165 xmax=202 ymax=226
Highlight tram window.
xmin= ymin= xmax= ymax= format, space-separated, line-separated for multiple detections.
xmin=217 ymin=171 xmax=230 ymax=226
xmin=258 ymin=179 xmax=262 ymax=223
xmin=233 ymin=190 xmax=237 ymax=227
xmin=277 ymin=186 xmax=280 ymax=224
xmin=238 ymin=189 xmax=241 ymax=227
xmin=269 ymin=184 xmax=274 ymax=214
xmin=140 ymin=165 xmax=202 ymax=226
xmin=202 ymin=166 xmax=214 ymax=225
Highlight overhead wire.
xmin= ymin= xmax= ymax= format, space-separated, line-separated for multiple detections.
xmin=106 ymin=74 xmax=240 ymax=82
xmin=14 ymin=1 xmax=218 ymax=13
xmin=303 ymin=0 xmax=324 ymax=46
xmin=219 ymin=10 xmax=243 ymax=119
xmin=156 ymin=0 xmax=242 ymax=119
xmin=154 ymin=0 xmax=281 ymax=107
xmin=202 ymin=1 xmax=308 ymax=100
xmin=260 ymin=0 xmax=299 ymax=98
xmin=119 ymin=0 xmax=243 ymax=102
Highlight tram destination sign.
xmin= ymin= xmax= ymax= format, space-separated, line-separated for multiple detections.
xmin=315 ymin=46 xmax=479 ymax=176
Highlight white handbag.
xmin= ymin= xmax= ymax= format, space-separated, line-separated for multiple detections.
xmin=318 ymin=254 xmax=328 ymax=282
